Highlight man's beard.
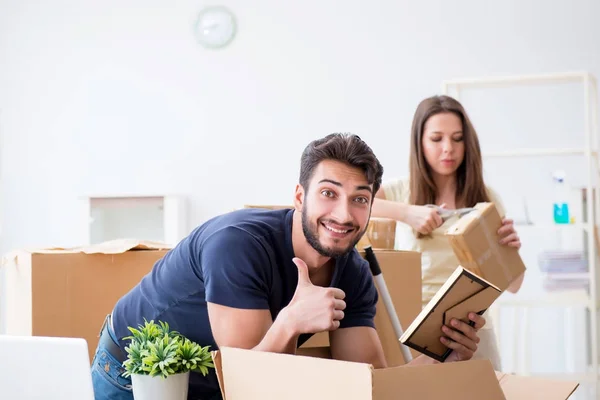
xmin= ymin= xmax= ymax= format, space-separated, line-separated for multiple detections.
xmin=301 ymin=205 xmax=365 ymax=258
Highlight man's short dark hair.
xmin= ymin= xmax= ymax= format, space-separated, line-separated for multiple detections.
xmin=299 ymin=133 xmax=384 ymax=195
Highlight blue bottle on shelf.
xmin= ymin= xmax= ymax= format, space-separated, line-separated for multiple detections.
xmin=552 ymin=170 xmax=570 ymax=224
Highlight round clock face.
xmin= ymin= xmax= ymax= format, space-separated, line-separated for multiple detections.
xmin=193 ymin=6 xmax=237 ymax=49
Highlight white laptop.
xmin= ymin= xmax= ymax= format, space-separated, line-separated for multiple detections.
xmin=0 ymin=335 xmax=94 ymax=400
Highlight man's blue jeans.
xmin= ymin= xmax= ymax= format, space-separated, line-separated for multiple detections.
xmin=90 ymin=316 xmax=133 ymax=400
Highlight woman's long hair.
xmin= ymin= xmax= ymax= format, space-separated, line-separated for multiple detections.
xmin=409 ymin=95 xmax=490 ymax=208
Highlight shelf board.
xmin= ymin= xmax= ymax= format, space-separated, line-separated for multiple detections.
xmin=515 ymin=222 xmax=591 ymax=231
xmin=517 ymin=371 xmax=600 ymax=384
xmin=540 ymin=272 xmax=590 ymax=281
xmin=482 ymin=148 xmax=598 ymax=158
xmin=497 ymin=290 xmax=594 ymax=308
xmin=443 ymin=71 xmax=596 ymax=88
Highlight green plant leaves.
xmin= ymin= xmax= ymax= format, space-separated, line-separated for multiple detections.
xmin=122 ymin=319 xmax=214 ymax=379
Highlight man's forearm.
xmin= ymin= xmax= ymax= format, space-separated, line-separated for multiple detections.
xmin=252 ymin=309 xmax=298 ymax=354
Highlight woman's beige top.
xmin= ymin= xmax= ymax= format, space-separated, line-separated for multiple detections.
xmin=382 ymin=178 xmax=506 ymax=330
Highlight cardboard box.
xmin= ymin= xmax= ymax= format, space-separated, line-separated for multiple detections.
xmin=445 ymin=202 xmax=527 ymax=291
xmin=213 ymin=347 xmax=580 ymax=400
xmin=0 ymin=239 xmax=170 ymax=362
xmin=300 ymin=249 xmax=422 ymax=366
xmin=356 ymin=218 xmax=397 ymax=250
xmin=495 ymin=371 xmax=579 ymax=399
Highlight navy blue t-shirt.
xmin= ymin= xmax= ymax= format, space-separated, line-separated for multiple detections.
xmin=112 ymin=208 xmax=378 ymax=399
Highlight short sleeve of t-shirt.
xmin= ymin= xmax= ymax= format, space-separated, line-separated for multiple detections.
xmin=338 ymin=256 xmax=379 ymax=330
xmin=382 ymin=178 xmax=410 ymax=203
xmin=201 ymin=226 xmax=272 ymax=310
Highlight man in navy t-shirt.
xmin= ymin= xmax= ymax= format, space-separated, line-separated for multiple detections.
xmin=91 ymin=133 xmax=487 ymax=400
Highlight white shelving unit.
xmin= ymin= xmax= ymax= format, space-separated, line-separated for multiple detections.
xmin=442 ymin=72 xmax=599 ymax=397
xmin=78 ymin=194 xmax=189 ymax=247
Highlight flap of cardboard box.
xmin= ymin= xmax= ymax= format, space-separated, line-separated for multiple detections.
xmin=68 ymin=239 xmax=172 ymax=254
xmin=495 ymin=372 xmax=579 ymax=400
xmin=2 ymin=239 xmax=171 ymax=263
xmin=371 ymin=359 xmax=505 ymax=400
xmin=214 ymin=347 xmax=510 ymax=400
xmin=215 ymin=347 xmax=374 ymax=400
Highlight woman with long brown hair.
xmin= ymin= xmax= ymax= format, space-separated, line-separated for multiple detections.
xmin=372 ymin=95 xmax=524 ymax=369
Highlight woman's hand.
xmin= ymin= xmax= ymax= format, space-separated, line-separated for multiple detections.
xmin=498 ymin=218 xmax=521 ymax=249
xmin=406 ymin=205 xmax=445 ymax=235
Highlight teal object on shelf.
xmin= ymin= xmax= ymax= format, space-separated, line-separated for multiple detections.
xmin=553 ymin=202 xmax=570 ymax=224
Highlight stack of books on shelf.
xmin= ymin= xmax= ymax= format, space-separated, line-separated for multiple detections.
xmin=538 ymin=250 xmax=589 ymax=292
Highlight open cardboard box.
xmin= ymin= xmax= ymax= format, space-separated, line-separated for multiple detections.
xmin=299 ymin=249 xmax=422 ymax=366
xmin=0 ymin=239 xmax=171 ymax=362
xmin=212 ymin=347 xmax=580 ymax=400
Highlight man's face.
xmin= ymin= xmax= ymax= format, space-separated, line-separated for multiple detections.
xmin=296 ymin=160 xmax=373 ymax=258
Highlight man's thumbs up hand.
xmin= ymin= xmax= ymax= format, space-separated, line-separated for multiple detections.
xmin=293 ymin=257 xmax=313 ymax=287
xmin=285 ymin=257 xmax=346 ymax=334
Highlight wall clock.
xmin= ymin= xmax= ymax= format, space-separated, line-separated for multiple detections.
xmin=193 ymin=6 xmax=237 ymax=49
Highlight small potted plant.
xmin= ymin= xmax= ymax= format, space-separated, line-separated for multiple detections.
xmin=122 ymin=319 xmax=214 ymax=400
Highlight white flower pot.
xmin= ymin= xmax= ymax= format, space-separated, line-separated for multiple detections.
xmin=131 ymin=371 xmax=190 ymax=400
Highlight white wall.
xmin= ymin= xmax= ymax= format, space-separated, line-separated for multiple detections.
xmin=1 ymin=0 xmax=599 ymax=391
xmin=1 ymin=0 xmax=598 ymax=253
